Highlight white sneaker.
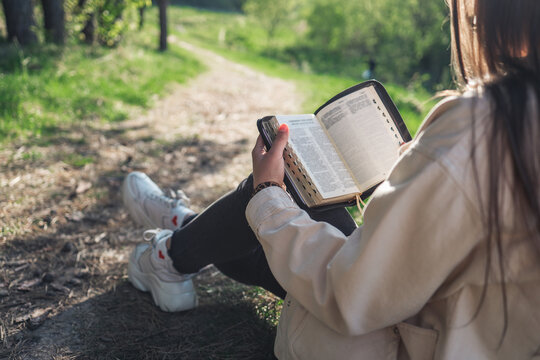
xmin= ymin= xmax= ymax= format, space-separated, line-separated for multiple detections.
xmin=122 ymin=171 xmax=195 ymax=230
xmin=128 ymin=229 xmax=198 ymax=312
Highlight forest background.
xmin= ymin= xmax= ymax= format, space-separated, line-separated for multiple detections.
xmin=0 ymin=0 xmax=451 ymax=142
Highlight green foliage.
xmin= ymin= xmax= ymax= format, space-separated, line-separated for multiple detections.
xmin=182 ymin=0 xmax=451 ymax=90
xmin=0 ymin=74 xmax=23 ymax=120
xmin=306 ymin=1 xmax=352 ymax=52
xmin=0 ymin=7 xmax=204 ymax=143
xmin=245 ymin=287 xmax=283 ymax=327
xmin=65 ymin=0 xmax=151 ymax=47
xmin=63 ymin=153 xmax=95 ymax=168
xmin=131 ymin=0 xmax=152 ymax=7
xmin=21 ymin=149 xmax=43 ymax=162
xmin=243 ymin=0 xmax=304 ymax=42
xmin=96 ymin=1 xmax=129 ymax=46
xmin=303 ymin=0 xmax=451 ymax=88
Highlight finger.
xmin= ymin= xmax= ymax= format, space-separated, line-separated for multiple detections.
xmin=268 ymin=124 xmax=289 ymax=156
xmin=252 ymin=135 xmax=266 ymax=158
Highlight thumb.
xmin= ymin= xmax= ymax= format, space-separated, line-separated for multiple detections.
xmin=269 ymin=124 xmax=289 ymax=156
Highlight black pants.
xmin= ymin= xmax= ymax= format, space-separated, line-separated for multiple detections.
xmin=168 ymin=175 xmax=357 ymax=299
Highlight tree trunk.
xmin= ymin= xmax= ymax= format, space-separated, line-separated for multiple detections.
xmin=158 ymin=0 xmax=168 ymax=51
xmin=41 ymin=0 xmax=65 ymax=44
xmin=138 ymin=6 xmax=145 ymax=30
xmin=1 ymin=0 xmax=16 ymax=41
xmin=77 ymin=0 xmax=94 ymax=44
xmin=82 ymin=12 xmax=95 ymax=44
xmin=1 ymin=0 xmax=37 ymax=45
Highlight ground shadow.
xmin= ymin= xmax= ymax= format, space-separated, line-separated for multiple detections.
xmin=0 ymin=116 xmax=278 ymax=359
xmin=1 ymin=188 xmax=278 ymax=359
xmin=3 ymin=281 xmax=277 ymax=359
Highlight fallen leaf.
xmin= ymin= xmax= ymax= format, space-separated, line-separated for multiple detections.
xmin=14 ymin=146 xmax=26 ymax=158
xmin=75 ymin=181 xmax=92 ymax=194
xmin=14 ymin=263 xmax=30 ymax=272
xmin=15 ymin=314 xmax=31 ymax=323
xmin=66 ymin=211 xmax=84 ymax=222
xmin=17 ymin=278 xmax=41 ymax=291
xmin=5 ymin=260 xmax=28 ymax=267
xmin=17 ymin=308 xmax=51 ymax=330
xmin=94 ymin=232 xmax=107 ymax=243
xmin=8 ymin=176 xmax=21 ymax=187
xmin=50 ymin=282 xmax=70 ymax=294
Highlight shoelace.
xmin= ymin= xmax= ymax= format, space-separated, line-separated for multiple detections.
xmin=166 ymin=189 xmax=191 ymax=207
xmin=142 ymin=229 xmax=162 ymax=242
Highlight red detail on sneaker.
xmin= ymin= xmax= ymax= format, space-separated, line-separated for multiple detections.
xmin=158 ymin=250 xmax=165 ymax=260
xmin=172 ymin=215 xmax=178 ymax=227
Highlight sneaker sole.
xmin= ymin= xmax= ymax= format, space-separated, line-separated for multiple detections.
xmin=128 ymin=257 xmax=198 ymax=312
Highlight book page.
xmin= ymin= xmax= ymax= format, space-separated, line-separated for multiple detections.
xmin=316 ymin=86 xmax=403 ymax=190
xmin=276 ymin=115 xmax=359 ymax=199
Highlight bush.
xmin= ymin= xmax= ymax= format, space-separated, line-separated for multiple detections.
xmin=243 ymin=0 xmax=304 ymax=43
xmin=305 ymin=0 xmax=451 ymax=88
xmin=66 ymin=0 xmax=150 ymax=47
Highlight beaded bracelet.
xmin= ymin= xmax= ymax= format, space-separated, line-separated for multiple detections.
xmin=252 ymin=181 xmax=287 ymax=197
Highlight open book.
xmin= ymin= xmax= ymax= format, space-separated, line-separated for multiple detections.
xmin=257 ymin=80 xmax=411 ymax=210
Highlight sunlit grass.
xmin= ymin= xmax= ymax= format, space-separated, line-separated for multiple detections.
xmin=63 ymin=153 xmax=95 ymax=168
xmin=0 ymin=7 xmax=204 ymax=144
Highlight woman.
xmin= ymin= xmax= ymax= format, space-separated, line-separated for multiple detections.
xmin=123 ymin=0 xmax=540 ymax=358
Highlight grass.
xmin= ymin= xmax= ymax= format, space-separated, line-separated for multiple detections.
xmin=63 ymin=153 xmax=95 ymax=168
xmin=0 ymin=7 xmax=204 ymax=144
xmin=21 ymin=149 xmax=43 ymax=161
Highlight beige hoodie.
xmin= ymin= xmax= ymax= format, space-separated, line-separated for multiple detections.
xmin=246 ymin=94 xmax=540 ymax=359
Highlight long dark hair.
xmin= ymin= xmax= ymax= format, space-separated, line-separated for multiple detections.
xmin=449 ymin=0 xmax=540 ymax=345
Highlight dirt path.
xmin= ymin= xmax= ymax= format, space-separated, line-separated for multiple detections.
xmin=0 ymin=41 xmax=302 ymax=359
